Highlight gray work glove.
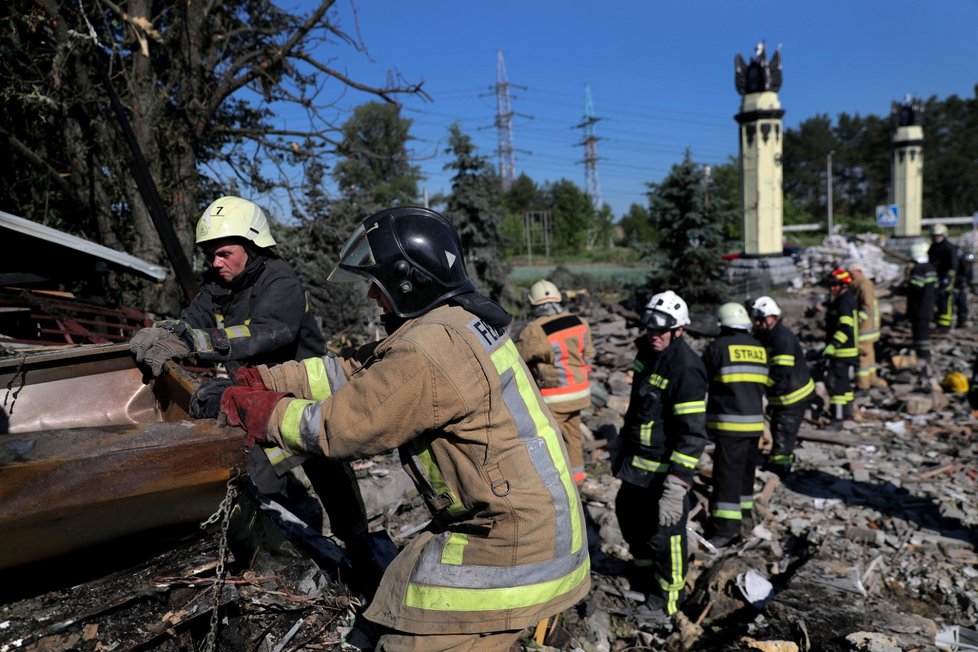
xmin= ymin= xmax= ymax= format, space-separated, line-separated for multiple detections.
xmin=134 ymin=332 xmax=192 ymax=376
xmin=129 ymin=326 xmax=173 ymax=360
xmin=658 ymin=474 xmax=688 ymax=527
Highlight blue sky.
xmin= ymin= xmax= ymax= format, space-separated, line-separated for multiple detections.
xmin=271 ymin=0 xmax=978 ymax=219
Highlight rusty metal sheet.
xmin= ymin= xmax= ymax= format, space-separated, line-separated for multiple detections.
xmin=0 ymin=419 xmax=247 ymax=569
xmin=1 ymin=344 xmax=160 ymax=433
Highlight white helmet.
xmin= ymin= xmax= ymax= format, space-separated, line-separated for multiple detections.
xmin=644 ymin=290 xmax=690 ymax=329
xmin=931 ymin=223 xmax=949 ymax=237
xmin=528 ymin=279 xmax=561 ymax=305
xmin=717 ymin=302 xmax=752 ymax=330
xmin=196 ymin=196 xmax=277 ymax=248
xmin=910 ymin=241 xmax=929 ymax=263
xmin=750 ymin=296 xmax=782 ymax=319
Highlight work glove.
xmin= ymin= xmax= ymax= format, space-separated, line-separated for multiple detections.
xmin=132 ymin=331 xmax=192 ymax=376
xmin=129 ymin=326 xmax=173 ymax=359
xmin=189 ymin=376 xmax=236 ymax=419
xmin=822 ymin=344 xmax=836 ymax=358
xmin=234 ymin=367 xmax=266 ymax=388
xmin=658 ymin=474 xmax=688 ymax=528
xmin=220 ymin=386 xmax=288 ymax=447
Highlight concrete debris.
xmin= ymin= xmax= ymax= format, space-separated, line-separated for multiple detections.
xmin=1 ymin=275 xmax=976 ymax=652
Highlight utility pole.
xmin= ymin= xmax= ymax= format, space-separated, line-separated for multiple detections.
xmin=827 ymin=150 xmax=834 ymax=237
xmin=575 ymin=83 xmax=603 ymax=208
xmin=492 ymin=51 xmax=519 ymax=191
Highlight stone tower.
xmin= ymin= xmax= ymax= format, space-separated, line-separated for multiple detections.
xmin=891 ymin=96 xmax=924 ymax=238
xmin=729 ymin=42 xmax=796 ymax=286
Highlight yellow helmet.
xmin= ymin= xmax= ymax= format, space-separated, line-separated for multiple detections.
xmin=196 ymin=196 xmax=277 ymax=248
xmin=942 ymin=371 xmax=969 ymax=394
xmin=528 ymin=279 xmax=561 ymax=305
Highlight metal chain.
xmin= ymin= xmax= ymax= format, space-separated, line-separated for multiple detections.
xmin=2 ymin=354 xmax=27 ymax=414
xmin=200 ymin=472 xmax=239 ymax=652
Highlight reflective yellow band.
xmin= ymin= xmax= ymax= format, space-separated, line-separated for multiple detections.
xmin=717 ymin=373 xmax=769 ymax=384
xmin=303 ymin=358 xmax=332 ymax=400
xmin=772 ymin=354 xmax=795 ymax=366
xmin=707 ymin=421 xmax=764 ymax=432
xmin=769 ymin=378 xmax=815 ymax=407
xmin=441 ymin=533 xmax=468 ymax=566
xmin=224 ymin=325 xmax=251 ymax=339
xmin=673 ymin=400 xmax=705 ymax=415
xmin=632 ymin=456 xmax=669 ymax=473
xmin=403 ymin=554 xmax=590 ymax=612
xmin=670 ymin=450 xmax=699 ymax=469
xmin=280 ymin=399 xmax=318 ymax=452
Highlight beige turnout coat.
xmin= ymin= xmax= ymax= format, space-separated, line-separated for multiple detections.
xmin=258 ymin=304 xmax=590 ymax=635
xmin=516 ymin=311 xmax=595 ymax=414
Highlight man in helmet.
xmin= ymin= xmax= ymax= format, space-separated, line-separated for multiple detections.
xmin=845 ymin=261 xmax=884 ymax=390
xmin=823 ymin=268 xmax=860 ymax=422
xmin=750 ymin=296 xmax=815 ymax=478
xmin=907 ymin=242 xmax=938 ymax=360
xmin=614 ymin=290 xmax=707 ymax=620
xmin=218 ymin=207 xmax=590 ymax=649
xmin=953 ymin=250 xmax=975 ymax=328
xmin=128 ymin=196 xmax=372 ymax=591
xmin=928 ymin=223 xmax=959 ymax=333
xmin=701 ymin=302 xmax=769 ymax=548
xmin=516 ymin=280 xmax=595 ymax=484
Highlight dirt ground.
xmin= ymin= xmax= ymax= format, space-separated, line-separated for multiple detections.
xmin=2 ymin=280 xmax=977 ymax=652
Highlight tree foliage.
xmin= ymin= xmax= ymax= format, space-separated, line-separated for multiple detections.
xmin=0 ymin=0 xmax=426 ymax=314
xmin=441 ymin=123 xmax=510 ymax=302
xmin=644 ymin=149 xmax=732 ymax=304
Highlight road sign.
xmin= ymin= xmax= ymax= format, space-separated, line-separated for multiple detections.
xmin=876 ymin=204 xmax=899 ymax=227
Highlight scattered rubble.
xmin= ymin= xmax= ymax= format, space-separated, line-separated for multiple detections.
xmin=1 ymin=264 xmax=976 ymax=652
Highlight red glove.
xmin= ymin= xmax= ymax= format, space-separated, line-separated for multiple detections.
xmin=220 ymin=386 xmax=288 ymax=447
xmin=234 ymin=367 xmax=266 ymax=388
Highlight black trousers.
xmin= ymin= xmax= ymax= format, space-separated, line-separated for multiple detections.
xmin=709 ymin=435 xmax=759 ymax=538
xmin=767 ymin=402 xmax=806 ymax=473
xmin=825 ymin=357 xmax=856 ymax=419
xmin=615 ymin=477 xmax=689 ymax=615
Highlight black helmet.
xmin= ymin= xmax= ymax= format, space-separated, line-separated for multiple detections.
xmin=328 ymin=206 xmax=475 ymax=318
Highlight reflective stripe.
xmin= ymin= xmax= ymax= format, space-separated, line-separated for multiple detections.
xmin=279 ymin=398 xmax=319 ymax=452
xmin=404 ymin=550 xmax=590 ymax=612
xmin=187 ymin=329 xmax=214 ymax=353
xmin=224 ymin=325 xmax=251 ymax=339
xmin=303 ymin=358 xmax=332 ymax=400
xmin=740 ymin=496 xmax=753 ymax=510
xmin=263 ymin=445 xmax=296 ymax=466
xmin=772 ymin=354 xmax=795 ymax=366
xmin=413 ymin=441 xmax=467 ymax=517
xmin=670 ymin=450 xmax=698 ymax=469
xmin=639 ymin=421 xmax=654 ymax=447
xmin=769 ymin=378 xmax=815 ymax=407
xmin=673 ymin=400 xmax=705 ymax=415
xmin=656 ymin=534 xmax=684 ymax=615
xmin=717 ymin=372 xmax=769 ymax=384
xmin=542 ymin=386 xmax=592 ymax=404
xmin=440 ymin=533 xmax=468 ymax=566
xmin=648 ymin=374 xmax=669 ymax=390
xmin=839 ymin=315 xmax=856 ymax=326
xmin=707 ymin=420 xmax=765 ymax=433
xmin=769 ymin=453 xmax=794 ymax=465
xmin=631 ymin=456 xmax=669 ymax=473
xmin=713 ymin=502 xmax=742 ymax=520
xmin=486 ymin=334 xmax=581 ymax=558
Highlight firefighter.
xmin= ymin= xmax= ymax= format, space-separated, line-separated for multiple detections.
xmin=907 ymin=242 xmax=938 ymax=360
xmin=220 ymin=206 xmax=590 ymax=650
xmin=953 ymin=251 xmax=975 ymax=328
xmin=845 ymin=261 xmax=884 ymax=390
xmin=823 ymin=268 xmax=860 ymax=421
xmin=928 ymin=223 xmax=959 ymax=333
xmin=516 ymin=279 xmax=595 ymax=484
xmin=614 ymin=290 xmax=707 ymax=619
xmin=128 ymin=196 xmax=372 ymax=587
xmin=702 ymin=302 xmax=769 ymax=548
xmin=750 ymin=296 xmax=815 ymax=479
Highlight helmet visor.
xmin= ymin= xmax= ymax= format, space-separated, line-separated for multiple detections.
xmin=644 ymin=308 xmax=678 ymax=330
xmin=328 ymin=224 xmax=376 ymax=283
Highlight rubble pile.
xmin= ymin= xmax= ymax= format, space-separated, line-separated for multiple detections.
xmin=1 ymin=280 xmax=976 ymax=652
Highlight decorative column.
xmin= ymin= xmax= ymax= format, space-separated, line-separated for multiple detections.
xmin=727 ymin=42 xmax=796 ymax=287
xmin=891 ymin=96 xmax=924 ymax=238
xmin=734 ymin=43 xmax=785 ymax=256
